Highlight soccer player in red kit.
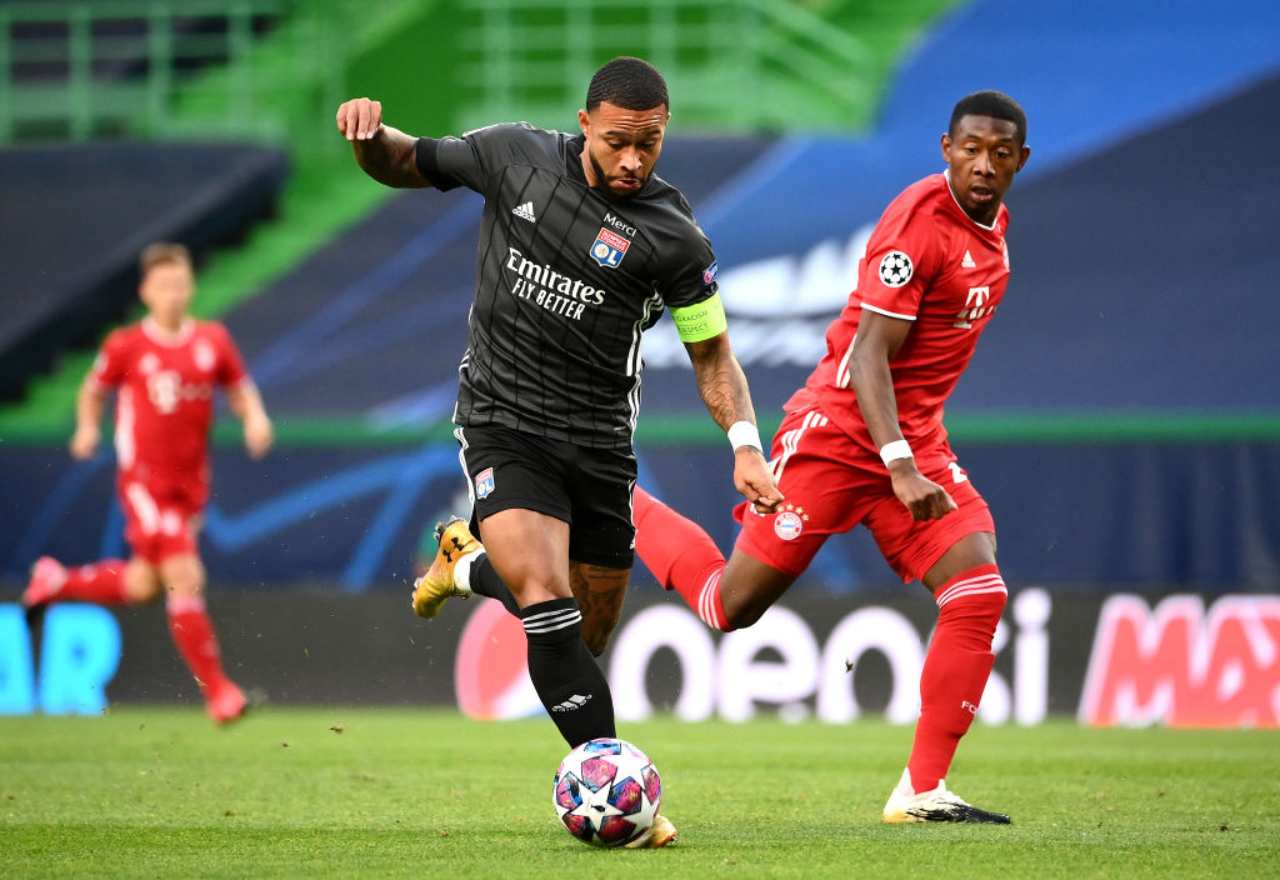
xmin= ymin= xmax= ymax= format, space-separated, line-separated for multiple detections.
xmin=22 ymin=243 xmax=273 ymax=725
xmin=634 ymin=91 xmax=1030 ymax=823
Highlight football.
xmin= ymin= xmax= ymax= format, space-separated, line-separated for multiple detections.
xmin=552 ymin=738 xmax=662 ymax=847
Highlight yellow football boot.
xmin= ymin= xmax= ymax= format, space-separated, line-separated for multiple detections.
xmin=625 ymin=814 xmax=678 ymax=848
xmin=411 ymin=517 xmax=482 ymax=619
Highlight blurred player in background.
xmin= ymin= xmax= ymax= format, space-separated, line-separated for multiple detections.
xmin=23 ymin=243 xmax=273 ymax=725
xmin=634 ymin=91 xmax=1030 ymax=824
xmin=337 ymin=57 xmax=781 ymax=846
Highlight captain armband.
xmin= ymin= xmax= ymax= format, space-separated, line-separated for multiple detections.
xmin=670 ymin=293 xmax=728 ymax=344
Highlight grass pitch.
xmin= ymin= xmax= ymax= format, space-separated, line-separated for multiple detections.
xmin=2 ymin=709 xmax=1277 ymax=878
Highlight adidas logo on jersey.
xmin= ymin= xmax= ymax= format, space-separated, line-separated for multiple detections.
xmin=512 ymin=201 xmax=536 ymax=223
xmin=551 ymin=694 xmax=593 ymax=713
xmin=961 ymin=249 xmax=977 ymax=269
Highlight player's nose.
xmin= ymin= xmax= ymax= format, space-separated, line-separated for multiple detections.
xmin=618 ymin=148 xmax=642 ymax=173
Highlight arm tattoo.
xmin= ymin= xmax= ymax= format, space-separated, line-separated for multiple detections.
xmin=691 ymin=342 xmax=756 ymax=432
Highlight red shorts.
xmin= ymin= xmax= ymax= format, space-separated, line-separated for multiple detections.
xmin=735 ymin=406 xmax=995 ymax=583
xmin=118 ymin=477 xmax=203 ymax=564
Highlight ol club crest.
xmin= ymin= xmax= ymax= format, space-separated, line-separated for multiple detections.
xmin=589 ymin=227 xmax=630 ymax=269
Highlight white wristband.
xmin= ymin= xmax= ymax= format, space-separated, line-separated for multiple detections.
xmin=879 ymin=439 xmax=913 ymax=466
xmin=728 ymin=420 xmax=763 ymax=453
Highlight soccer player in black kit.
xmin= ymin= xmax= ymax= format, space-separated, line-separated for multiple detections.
xmin=337 ymin=58 xmax=782 ymax=846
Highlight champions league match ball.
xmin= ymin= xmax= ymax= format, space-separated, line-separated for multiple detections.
xmin=552 ymin=738 xmax=661 ymax=847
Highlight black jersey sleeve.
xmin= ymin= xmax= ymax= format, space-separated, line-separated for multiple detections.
xmin=656 ymin=214 xmax=719 ymax=309
xmin=414 ymin=122 xmax=539 ymax=194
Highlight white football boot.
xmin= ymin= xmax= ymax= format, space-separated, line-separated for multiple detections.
xmin=882 ymin=768 xmax=1010 ymax=824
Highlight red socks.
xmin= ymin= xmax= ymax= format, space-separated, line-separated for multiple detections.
xmin=907 ymin=564 xmax=1007 ymax=793
xmin=633 ymin=486 xmax=731 ymax=630
xmin=58 ymin=560 xmax=129 ymax=605
xmin=166 ymin=594 xmax=232 ymax=696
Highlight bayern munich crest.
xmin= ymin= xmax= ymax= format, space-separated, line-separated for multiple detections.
xmin=589 ymin=227 xmax=630 ymax=269
xmin=773 ymin=504 xmax=809 ymax=541
xmin=878 ymin=250 xmax=914 ymax=288
xmin=194 ymin=340 xmax=217 ymax=373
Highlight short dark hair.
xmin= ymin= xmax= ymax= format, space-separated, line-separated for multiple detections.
xmin=139 ymin=242 xmax=192 ymax=276
xmin=949 ymin=90 xmax=1027 ymax=144
xmin=585 ymin=56 xmax=669 ymax=113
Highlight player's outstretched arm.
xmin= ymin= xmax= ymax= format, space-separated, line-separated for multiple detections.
xmin=684 ymin=332 xmax=783 ymax=513
xmin=69 ymin=376 xmax=106 ymax=460
xmin=226 ymin=380 xmax=273 ymax=460
xmin=336 ymin=97 xmax=429 ymax=189
xmin=847 ymin=311 xmax=956 ymax=521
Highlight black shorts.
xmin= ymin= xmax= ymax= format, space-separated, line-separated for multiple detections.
xmin=453 ymin=424 xmax=637 ymax=569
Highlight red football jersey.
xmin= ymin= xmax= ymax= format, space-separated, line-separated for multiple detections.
xmin=786 ymin=172 xmax=1011 ymax=454
xmin=91 ymin=318 xmax=248 ymax=494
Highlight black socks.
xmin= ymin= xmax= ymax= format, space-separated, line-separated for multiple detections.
xmin=467 ymin=553 xmax=521 ymax=617
xmin=520 ymin=597 xmax=616 ymax=747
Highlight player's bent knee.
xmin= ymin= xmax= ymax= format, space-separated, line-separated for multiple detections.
xmin=160 ymin=556 xmax=205 ymax=598
xmin=126 ymin=577 xmax=162 ymax=603
xmin=722 ymin=592 xmax=769 ymax=630
xmin=123 ymin=560 xmax=161 ymax=603
xmin=508 ymin=579 xmax=569 ymax=608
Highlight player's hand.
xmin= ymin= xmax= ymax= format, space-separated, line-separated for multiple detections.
xmin=734 ymin=447 xmax=784 ymax=514
xmin=335 ymin=97 xmax=383 ymax=141
xmin=244 ymin=415 xmax=274 ymax=459
xmin=889 ymin=459 xmax=957 ymax=521
xmin=69 ymin=425 xmax=99 ymax=460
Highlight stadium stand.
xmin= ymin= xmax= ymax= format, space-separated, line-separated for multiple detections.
xmin=2 ymin=0 xmax=1277 ymax=591
xmin=0 ymin=142 xmax=287 ymax=400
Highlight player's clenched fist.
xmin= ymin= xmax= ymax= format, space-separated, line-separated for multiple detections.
xmin=889 ymin=463 xmax=958 ymax=521
xmin=69 ymin=424 xmax=99 ymax=460
xmin=734 ymin=447 xmax=785 ymax=514
xmin=243 ymin=414 xmax=274 ymax=460
xmin=335 ymin=97 xmax=383 ymax=141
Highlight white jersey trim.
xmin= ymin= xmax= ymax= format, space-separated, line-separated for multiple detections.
xmin=141 ymin=317 xmax=196 ymax=347
xmin=835 ymin=332 xmax=858 ymax=389
xmin=625 ymin=292 xmax=662 ymax=437
xmin=860 ymin=303 xmax=918 ymax=322
xmin=943 ymin=170 xmax=999 ymax=232
xmin=115 ymin=387 xmax=136 ymax=470
xmin=453 ymin=426 xmax=475 ymax=505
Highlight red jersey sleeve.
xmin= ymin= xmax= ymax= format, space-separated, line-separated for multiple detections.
xmin=211 ymin=323 xmax=249 ymax=388
xmin=90 ymin=329 xmax=131 ymax=387
xmin=856 ymin=195 xmax=946 ymax=321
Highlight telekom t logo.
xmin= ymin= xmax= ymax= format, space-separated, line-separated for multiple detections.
xmin=954 ymin=286 xmax=992 ymax=328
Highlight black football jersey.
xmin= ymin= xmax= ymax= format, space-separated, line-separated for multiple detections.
xmin=415 ymin=123 xmax=718 ymax=449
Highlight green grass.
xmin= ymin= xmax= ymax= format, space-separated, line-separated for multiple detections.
xmin=2 ymin=710 xmax=1277 ymax=878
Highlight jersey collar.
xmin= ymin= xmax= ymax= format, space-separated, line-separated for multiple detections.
xmin=141 ymin=317 xmax=195 ymax=347
xmin=943 ymin=170 xmax=1001 ymax=233
xmin=567 ymin=134 xmax=589 ymax=184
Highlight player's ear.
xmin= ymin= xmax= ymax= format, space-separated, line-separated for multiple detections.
xmin=577 ymin=108 xmax=590 ymax=136
xmin=1016 ymin=144 xmax=1031 ymax=172
xmin=939 ymin=133 xmax=952 ymax=164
